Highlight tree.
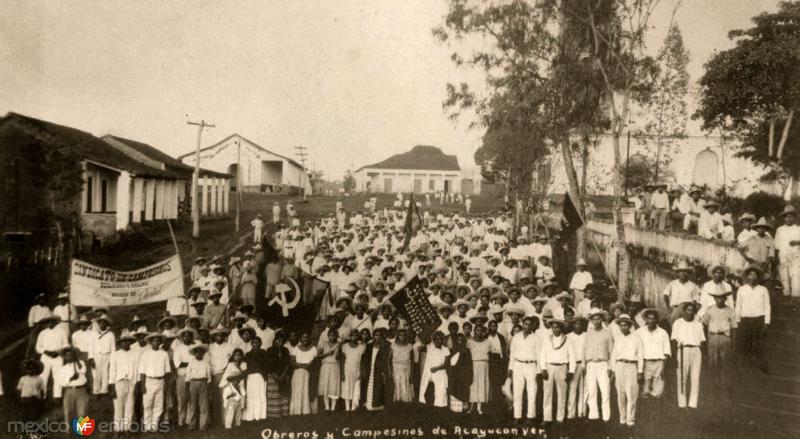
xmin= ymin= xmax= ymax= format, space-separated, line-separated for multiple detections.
xmin=308 ymin=169 xmax=324 ymax=195
xmin=634 ymin=24 xmax=690 ymax=183
xmin=342 ymin=170 xmax=356 ymax=193
xmin=695 ymin=1 xmax=800 ymax=192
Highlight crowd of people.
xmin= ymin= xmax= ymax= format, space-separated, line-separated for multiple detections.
xmin=17 ymin=193 xmax=778 ymax=435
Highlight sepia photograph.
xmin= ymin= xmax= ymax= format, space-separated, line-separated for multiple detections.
xmin=0 ymin=0 xmax=798 ymax=437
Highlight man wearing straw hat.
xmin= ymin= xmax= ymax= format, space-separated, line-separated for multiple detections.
xmin=539 ymin=317 xmax=575 ymax=425
xmin=583 ymin=309 xmax=613 ymax=423
xmin=569 ymin=258 xmax=593 ymax=305
xmin=739 ymin=217 xmax=775 ymax=274
xmin=698 ymin=264 xmax=734 ymax=319
xmin=56 ymin=346 xmax=90 ymax=424
xmin=35 ymin=315 xmax=68 ymax=398
xmin=89 ymin=314 xmax=115 ymax=396
xmin=507 ymin=315 xmax=540 ymax=424
xmin=662 ymin=260 xmax=700 ymax=321
xmin=671 ymin=303 xmax=705 ymax=409
xmin=138 ymin=333 xmax=172 ymax=432
xmin=636 ymin=309 xmax=671 ymax=399
xmin=610 ymin=314 xmax=643 ymax=427
xmin=735 ymin=265 xmax=771 ymax=372
xmin=702 ymin=285 xmax=737 ymax=380
xmin=774 ymin=205 xmax=800 ymax=298
xmin=109 ymin=330 xmax=138 ymax=432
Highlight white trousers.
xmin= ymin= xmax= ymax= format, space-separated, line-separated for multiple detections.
xmin=567 ymin=363 xmax=586 ymax=419
xmin=142 ymin=377 xmax=165 ymax=432
xmin=542 ymin=364 xmax=568 ymax=422
xmin=40 ymin=355 xmax=63 ymax=398
xmin=112 ymin=379 xmax=136 ymax=431
xmin=642 ymin=359 xmax=665 ymax=398
xmin=614 ymin=362 xmax=639 ymax=426
xmin=677 ymin=347 xmax=701 ymax=408
xmin=779 ymin=261 xmax=800 ymax=297
xmin=419 ymin=370 xmax=448 ymax=407
xmin=584 ymin=361 xmax=611 ymax=421
xmin=511 ymin=362 xmax=538 ymax=419
xmin=92 ymin=353 xmax=110 ymax=394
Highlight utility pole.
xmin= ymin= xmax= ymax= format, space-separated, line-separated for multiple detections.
xmin=294 ymin=146 xmax=308 ymax=200
xmin=187 ymin=119 xmax=215 ymax=238
xmin=235 ymin=139 xmax=242 ymax=232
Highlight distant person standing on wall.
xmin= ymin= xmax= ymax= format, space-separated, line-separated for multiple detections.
xmin=465 ymin=196 xmax=472 ymax=214
xmin=251 ymin=214 xmax=264 ymax=244
xmin=774 ymin=206 xmax=800 ymax=298
xmin=272 ymin=202 xmax=281 ymax=223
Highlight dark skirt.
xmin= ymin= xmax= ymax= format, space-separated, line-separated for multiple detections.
xmin=266 ymin=374 xmax=290 ymax=418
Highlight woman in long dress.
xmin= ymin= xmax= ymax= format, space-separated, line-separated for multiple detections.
xmin=446 ymin=333 xmax=473 ymax=413
xmin=390 ymin=329 xmax=414 ymax=403
xmin=289 ymin=333 xmax=318 ymax=415
xmin=242 ymin=337 xmax=269 ymax=421
xmin=340 ymin=330 xmax=365 ymax=411
xmin=468 ymin=324 xmax=491 ymax=414
xmin=359 ymin=328 xmax=392 ymax=411
xmin=317 ymin=329 xmax=341 ymax=413
xmin=266 ymin=331 xmax=291 ymax=418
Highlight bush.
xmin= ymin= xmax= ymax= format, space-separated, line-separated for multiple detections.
xmin=734 ymin=191 xmax=787 ymax=220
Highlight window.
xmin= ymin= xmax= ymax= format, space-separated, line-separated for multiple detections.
xmin=86 ymin=177 xmax=94 ymax=212
xmin=428 ymin=179 xmax=435 ymax=190
xmin=100 ymin=180 xmax=108 ymax=212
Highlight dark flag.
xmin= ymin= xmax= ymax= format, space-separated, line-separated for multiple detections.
xmin=263 ymin=269 xmax=331 ymax=335
xmin=560 ymin=193 xmax=584 ymax=237
xmin=400 ymin=193 xmax=423 ymax=252
xmin=388 ymin=276 xmax=441 ymax=340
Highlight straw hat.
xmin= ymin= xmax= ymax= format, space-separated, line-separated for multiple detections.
xmin=616 ymin=313 xmax=635 ymax=325
xmin=503 ymin=305 xmax=525 ymax=317
xmin=118 ymin=329 xmax=136 ymax=343
xmin=779 ymin=205 xmax=797 ymax=217
xmin=752 ymin=217 xmax=773 ymax=230
xmin=673 ymin=260 xmax=693 ymax=272
xmin=210 ymin=324 xmax=230 ymax=336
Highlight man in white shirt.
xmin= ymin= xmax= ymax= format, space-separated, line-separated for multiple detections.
xmin=89 ymin=315 xmax=115 ymax=395
xmin=697 ymin=201 xmax=722 ymax=239
xmin=57 ymin=347 xmax=89 ymax=424
xmin=635 ymin=309 xmax=671 ymax=399
xmin=566 ymin=317 xmax=587 ymax=420
xmin=35 ymin=315 xmax=69 ymax=398
xmin=28 ymin=293 xmax=52 ymax=328
xmin=698 ymin=265 xmax=734 ymax=318
xmin=735 ymin=266 xmax=771 ymax=372
xmin=109 ymin=332 xmax=138 ymax=432
xmin=173 ymin=328 xmax=199 ymax=427
xmin=508 ymin=316 xmax=540 ymax=422
xmin=138 ymin=333 xmax=172 ymax=432
xmin=610 ymin=315 xmax=644 ymax=427
xmin=671 ymin=303 xmax=706 ymax=409
xmin=662 ymin=262 xmax=699 ymax=321
xmin=540 ymin=319 xmax=576 ymax=424
xmin=774 ymin=206 xmax=800 ymax=298
xmin=569 ymin=259 xmax=593 ymax=304
xmin=650 ymin=184 xmax=670 ymax=230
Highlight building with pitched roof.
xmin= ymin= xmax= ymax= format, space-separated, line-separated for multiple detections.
xmin=0 ymin=113 xmax=230 ymax=241
xmin=355 ymin=145 xmax=480 ymax=194
xmin=178 ymin=134 xmax=310 ymax=195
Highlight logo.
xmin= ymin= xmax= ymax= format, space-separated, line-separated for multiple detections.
xmin=72 ymin=417 xmax=95 ymax=436
xmin=268 ymin=278 xmax=301 ymax=317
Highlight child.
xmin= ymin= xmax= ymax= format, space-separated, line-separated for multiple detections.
xmin=340 ymin=331 xmax=365 ymax=411
xmin=220 ymin=349 xmax=246 ymax=429
xmin=318 ymin=329 xmax=341 ymax=413
xmin=17 ymin=359 xmax=45 ymax=422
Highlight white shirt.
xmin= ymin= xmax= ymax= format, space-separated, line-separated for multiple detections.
xmin=611 ymin=332 xmax=644 ymax=372
xmin=663 ymin=279 xmax=699 ymax=307
xmin=775 ymin=224 xmax=800 ymax=260
xmin=35 ymin=327 xmax=69 ymax=354
xmin=28 ymin=305 xmax=51 ymax=327
xmin=635 ymin=326 xmax=671 ymax=360
xmin=569 ymin=271 xmax=593 ymax=291
xmin=209 ymin=342 xmax=234 ymax=375
xmin=735 ymin=284 xmax=771 ymax=324
xmin=109 ymin=348 xmax=140 ymax=383
xmin=138 ymin=347 xmax=171 ymax=378
xmin=540 ymin=334 xmax=576 ymax=373
xmin=671 ymin=318 xmax=706 ymax=346
xmin=567 ymin=332 xmax=585 ymax=362
xmin=166 ymin=297 xmax=189 ymax=317
xmin=424 ymin=344 xmax=450 ymax=373
xmin=56 ymin=361 xmax=88 ymax=387
xmin=71 ymin=329 xmax=94 ymax=353
xmin=698 ymin=280 xmax=733 ymax=317
xmin=89 ymin=330 xmax=116 ymax=358
xmin=509 ymin=331 xmax=539 ymax=367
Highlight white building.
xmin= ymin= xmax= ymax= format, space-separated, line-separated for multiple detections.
xmin=179 ymin=134 xmax=310 ymax=194
xmin=355 ymin=145 xmax=481 ymax=194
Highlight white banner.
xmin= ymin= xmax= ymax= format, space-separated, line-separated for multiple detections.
xmin=70 ymin=255 xmax=184 ymax=307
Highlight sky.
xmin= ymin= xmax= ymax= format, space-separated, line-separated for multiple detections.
xmin=0 ymin=0 xmax=783 ymax=180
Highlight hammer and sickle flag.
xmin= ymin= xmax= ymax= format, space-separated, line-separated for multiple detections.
xmin=269 ymin=277 xmax=301 ymax=317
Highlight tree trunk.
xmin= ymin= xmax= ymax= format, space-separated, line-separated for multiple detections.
xmin=611 ymin=98 xmax=631 ymax=303
xmin=576 ymin=139 xmax=590 ymax=261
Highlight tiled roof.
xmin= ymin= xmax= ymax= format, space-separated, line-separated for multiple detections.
xmin=103 ymin=135 xmax=230 ymax=179
xmin=0 ymin=113 xmax=177 ymax=179
xmin=358 ymin=145 xmax=460 ymax=172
